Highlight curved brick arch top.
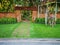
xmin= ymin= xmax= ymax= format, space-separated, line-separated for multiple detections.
xmin=15 ymin=6 xmax=37 ymax=11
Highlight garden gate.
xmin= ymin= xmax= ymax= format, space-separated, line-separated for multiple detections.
xmin=15 ymin=6 xmax=37 ymax=22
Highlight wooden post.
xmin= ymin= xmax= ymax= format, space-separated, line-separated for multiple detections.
xmin=45 ymin=9 xmax=48 ymax=25
xmin=55 ymin=2 xmax=57 ymax=22
xmin=45 ymin=4 xmax=48 ymax=25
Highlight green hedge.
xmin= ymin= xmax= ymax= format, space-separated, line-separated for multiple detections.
xmin=0 ymin=18 xmax=17 ymax=24
xmin=35 ymin=18 xmax=45 ymax=24
xmin=56 ymin=19 xmax=60 ymax=24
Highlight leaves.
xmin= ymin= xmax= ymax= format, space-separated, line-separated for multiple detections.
xmin=15 ymin=0 xmax=40 ymax=6
xmin=0 ymin=0 xmax=14 ymax=12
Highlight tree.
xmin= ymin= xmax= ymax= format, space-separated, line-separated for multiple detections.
xmin=0 ymin=0 xmax=14 ymax=12
xmin=46 ymin=0 xmax=56 ymax=27
xmin=14 ymin=0 xmax=40 ymax=7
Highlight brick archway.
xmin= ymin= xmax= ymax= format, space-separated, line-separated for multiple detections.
xmin=15 ymin=6 xmax=38 ymax=22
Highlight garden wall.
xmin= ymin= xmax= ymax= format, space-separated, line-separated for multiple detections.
xmin=0 ymin=6 xmax=38 ymax=22
xmin=0 ymin=10 xmax=21 ymax=22
xmin=0 ymin=12 xmax=16 ymax=18
xmin=39 ymin=13 xmax=60 ymax=19
xmin=57 ymin=13 xmax=60 ymax=18
xmin=0 ymin=10 xmax=37 ymax=22
xmin=0 ymin=8 xmax=60 ymax=22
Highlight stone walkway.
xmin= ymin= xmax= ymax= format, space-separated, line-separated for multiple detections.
xmin=11 ymin=22 xmax=31 ymax=38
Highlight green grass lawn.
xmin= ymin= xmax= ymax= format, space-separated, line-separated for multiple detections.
xmin=0 ymin=22 xmax=60 ymax=38
xmin=30 ymin=23 xmax=60 ymax=38
xmin=0 ymin=23 xmax=20 ymax=38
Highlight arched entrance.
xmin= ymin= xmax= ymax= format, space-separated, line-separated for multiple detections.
xmin=21 ymin=10 xmax=32 ymax=21
xmin=15 ymin=6 xmax=37 ymax=22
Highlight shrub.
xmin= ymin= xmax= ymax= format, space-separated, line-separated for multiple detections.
xmin=13 ymin=18 xmax=17 ymax=23
xmin=2 ymin=18 xmax=8 ymax=24
xmin=0 ymin=18 xmax=17 ymax=24
xmin=0 ymin=18 xmax=7 ymax=24
xmin=56 ymin=19 xmax=60 ymax=24
xmin=35 ymin=18 xmax=45 ymax=24
xmin=0 ymin=18 xmax=2 ymax=24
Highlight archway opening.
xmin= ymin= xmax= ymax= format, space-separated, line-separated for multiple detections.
xmin=15 ymin=6 xmax=37 ymax=22
xmin=21 ymin=10 xmax=32 ymax=22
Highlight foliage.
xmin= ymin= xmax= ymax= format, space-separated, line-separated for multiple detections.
xmin=21 ymin=10 xmax=32 ymax=20
xmin=14 ymin=0 xmax=40 ymax=6
xmin=56 ymin=18 xmax=60 ymax=24
xmin=0 ymin=18 xmax=17 ymax=24
xmin=0 ymin=0 xmax=14 ymax=12
xmin=15 ymin=0 xmax=30 ymax=6
xmin=35 ymin=18 xmax=45 ymax=24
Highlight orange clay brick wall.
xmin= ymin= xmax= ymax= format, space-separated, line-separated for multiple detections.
xmin=39 ymin=13 xmax=60 ymax=19
xmin=0 ymin=10 xmax=21 ymax=22
xmin=57 ymin=13 xmax=60 ymax=19
xmin=0 ymin=12 xmax=60 ymax=18
xmin=0 ymin=12 xmax=17 ymax=18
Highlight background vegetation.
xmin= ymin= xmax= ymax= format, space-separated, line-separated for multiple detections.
xmin=0 ymin=0 xmax=14 ymax=12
